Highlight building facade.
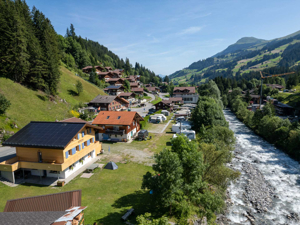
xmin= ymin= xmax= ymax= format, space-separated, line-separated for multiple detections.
xmin=173 ymin=87 xmax=199 ymax=104
xmin=92 ymin=111 xmax=144 ymax=142
xmin=1 ymin=122 xmax=102 ymax=183
xmin=88 ymin=95 xmax=129 ymax=111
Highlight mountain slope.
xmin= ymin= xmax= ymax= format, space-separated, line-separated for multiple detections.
xmin=214 ymin=37 xmax=267 ymax=57
xmin=170 ymin=30 xmax=300 ymax=85
xmin=0 ymin=66 xmax=106 ymax=130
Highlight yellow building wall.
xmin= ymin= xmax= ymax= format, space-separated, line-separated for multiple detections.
xmin=0 ymin=126 xmax=102 ymax=172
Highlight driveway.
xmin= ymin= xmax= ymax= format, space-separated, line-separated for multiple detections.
xmin=0 ymin=146 xmax=16 ymax=162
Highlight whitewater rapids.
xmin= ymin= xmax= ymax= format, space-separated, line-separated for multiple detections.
xmin=224 ymin=110 xmax=300 ymax=225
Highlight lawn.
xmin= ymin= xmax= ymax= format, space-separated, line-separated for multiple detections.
xmin=0 ymin=162 xmax=158 ymax=225
xmin=150 ymin=96 xmax=162 ymax=105
xmin=0 ymin=66 xmax=106 ymax=130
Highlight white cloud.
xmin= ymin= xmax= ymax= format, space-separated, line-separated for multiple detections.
xmin=178 ymin=26 xmax=203 ymax=35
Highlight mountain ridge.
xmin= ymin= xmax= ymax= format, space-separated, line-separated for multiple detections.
xmin=170 ymin=29 xmax=300 ymax=85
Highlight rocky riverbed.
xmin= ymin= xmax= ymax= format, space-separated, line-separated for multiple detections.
xmin=218 ymin=110 xmax=300 ymax=225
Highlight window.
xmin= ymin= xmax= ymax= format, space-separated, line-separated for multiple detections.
xmin=65 ymin=151 xmax=69 ymax=159
xmin=118 ymin=116 xmax=121 ymax=119
xmin=68 ymin=149 xmax=72 ymax=155
xmin=90 ymin=138 xmax=94 ymax=143
xmin=84 ymin=141 xmax=88 ymax=147
xmin=77 ymin=133 xmax=80 ymax=139
xmin=106 ymin=116 xmax=110 ymax=119
xmin=77 ymin=145 xmax=81 ymax=151
xmin=82 ymin=143 xmax=85 ymax=149
xmin=128 ymin=126 xmax=130 ymax=129
xmin=82 ymin=131 xmax=85 ymax=137
xmin=72 ymin=147 xmax=76 ymax=155
xmin=133 ymin=121 xmax=135 ymax=126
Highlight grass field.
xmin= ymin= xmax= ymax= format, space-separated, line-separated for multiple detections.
xmin=0 ymin=162 xmax=157 ymax=225
xmin=0 ymin=66 xmax=106 ymax=130
xmin=150 ymin=96 xmax=162 ymax=105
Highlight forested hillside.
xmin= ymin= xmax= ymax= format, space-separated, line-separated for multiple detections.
xmin=0 ymin=0 xmax=159 ymax=95
xmin=170 ymin=30 xmax=300 ymax=86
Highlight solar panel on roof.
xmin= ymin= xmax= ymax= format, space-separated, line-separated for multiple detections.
xmin=2 ymin=122 xmax=86 ymax=149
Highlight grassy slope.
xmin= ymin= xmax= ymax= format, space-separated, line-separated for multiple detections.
xmin=0 ymin=66 xmax=105 ymax=130
xmin=171 ymin=39 xmax=300 ymax=82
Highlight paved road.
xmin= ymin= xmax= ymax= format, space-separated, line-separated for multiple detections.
xmin=131 ymin=92 xmax=155 ymax=117
xmin=0 ymin=146 xmax=16 ymax=162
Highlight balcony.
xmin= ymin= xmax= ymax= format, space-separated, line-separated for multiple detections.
xmin=105 ymin=129 xmax=125 ymax=135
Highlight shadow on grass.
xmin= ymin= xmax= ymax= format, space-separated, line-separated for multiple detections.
xmin=68 ymin=89 xmax=78 ymax=96
xmin=166 ymin=141 xmax=172 ymax=146
xmin=96 ymin=190 xmax=167 ymax=225
xmin=36 ymin=94 xmax=47 ymax=101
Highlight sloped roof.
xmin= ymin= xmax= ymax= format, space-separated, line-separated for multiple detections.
xmin=59 ymin=117 xmax=88 ymax=123
xmin=130 ymin=82 xmax=139 ymax=86
xmin=0 ymin=211 xmax=67 ymax=225
xmin=118 ymin=92 xmax=135 ymax=97
xmin=169 ymin=97 xmax=183 ymax=102
xmin=105 ymin=85 xmax=123 ymax=89
xmin=4 ymin=190 xmax=82 ymax=212
xmin=93 ymin=111 xmax=144 ymax=125
xmin=89 ymin=95 xmax=129 ymax=104
xmin=131 ymin=88 xmax=144 ymax=92
xmin=2 ymin=122 xmax=87 ymax=149
xmin=155 ymin=100 xmax=173 ymax=106
xmin=147 ymin=87 xmax=159 ymax=91
xmin=173 ymin=87 xmax=196 ymax=93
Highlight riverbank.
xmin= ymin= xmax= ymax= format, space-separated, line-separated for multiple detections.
xmin=219 ymin=110 xmax=300 ymax=225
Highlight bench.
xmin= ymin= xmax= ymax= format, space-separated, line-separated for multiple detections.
xmin=121 ymin=208 xmax=134 ymax=221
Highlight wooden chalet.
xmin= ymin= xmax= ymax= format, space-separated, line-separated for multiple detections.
xmin=88 ymin=95 xmax=129 ymax=111
xmin=104 ymin=85 xmax=125 ymax=95
xmin=93 ymin=111 xmax=144 ymax=142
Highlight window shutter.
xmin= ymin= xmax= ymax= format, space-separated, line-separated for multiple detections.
xmin=82 ymin=143 xmax=85 ymax=149
xmin=87 ymin=140 xmax=90 ymax=146
xmin=78 ymin=133 xmax=80 ymax=139
xmin=65 ymin=151 xmax=69 ymax=159
xmin=82 ymin=132 xmax=85 ymax=137
xmin=92 ymin=137 xmax=95 ymax=143
xmin=79 ymin=145 xmax=81 ymax=151
xmin=90 ymin=128 xmax=92 ymax=133
xmin=72 ymin=147 xmax=76 ymax=155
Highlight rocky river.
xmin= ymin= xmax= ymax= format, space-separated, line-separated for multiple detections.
xmin=219 ymin=110 xmax=300 ymax=225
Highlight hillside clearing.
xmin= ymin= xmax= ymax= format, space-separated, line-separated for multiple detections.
xmin=0 ymin=66 xmax=106 ymax=130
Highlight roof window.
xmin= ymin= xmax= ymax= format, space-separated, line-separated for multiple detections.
xmin=106 ymin=116 xmax=110 ymax=119
xmin=118 ymin=116 xmax=121 ymax=119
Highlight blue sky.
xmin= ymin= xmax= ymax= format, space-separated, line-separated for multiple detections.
xmin=27 ymin=0 xmax=300 ymax=75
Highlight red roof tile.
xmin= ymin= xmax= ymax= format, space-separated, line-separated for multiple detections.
xmin=92 ymin=111 xmax=143 ymax=125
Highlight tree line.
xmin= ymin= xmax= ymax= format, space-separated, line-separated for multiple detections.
xmin=140 ymin=80 xmax=239 ymax=224
xmin=214 ymin=78 xmax=300 ymax=161
xmin=0 ymin=0 xmax=159 ymax=95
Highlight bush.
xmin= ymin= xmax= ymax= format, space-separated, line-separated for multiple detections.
xmin=0 ymin=94 xmax=11 ymax=115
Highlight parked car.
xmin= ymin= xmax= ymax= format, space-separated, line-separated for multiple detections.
xmin=176 ymin=116 xmax=186 ymax=122
xmin=138 ymin=130 xmax=149 ymax=141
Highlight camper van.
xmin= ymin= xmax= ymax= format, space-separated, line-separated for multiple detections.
xmin=172 ymin=122 xmax=192 ymax=133
xmin=161 ymin=110 xmax=170 ymax=116
xmin=149 ymin=114 xmax=167 ymax=123
xmin=172 ymin=129 xmax=196 ymax=140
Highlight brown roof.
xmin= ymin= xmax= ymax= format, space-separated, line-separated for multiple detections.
xmin=59 ymin=117 xmax=88 ymax=123
xmin=154 ymin=100 xmax=173 ymax=106
xmin=92 ymin=111 xmax=144 ymax=126
xmin=169 ymin=97 xmax=183 ymax=102
xmin=131 ymin=88 xmax=144 ymax=92
xmin=4 ymin=190 xmax=82 ymax=212
xmin=89 ymin=95 xmax=129 ymax=104
xmin=173 ymin=87 xmax=196 ymax=94
xmin=147 ymin=87 xmax=159 ymax=91
xmin=118 ymin=92 xmax=135 ymax=97
xmin=130 ymin=82 xmax=139 ymax=87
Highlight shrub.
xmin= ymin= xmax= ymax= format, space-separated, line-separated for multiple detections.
xmin=0 ymin=94 xmax=11 ymax=115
